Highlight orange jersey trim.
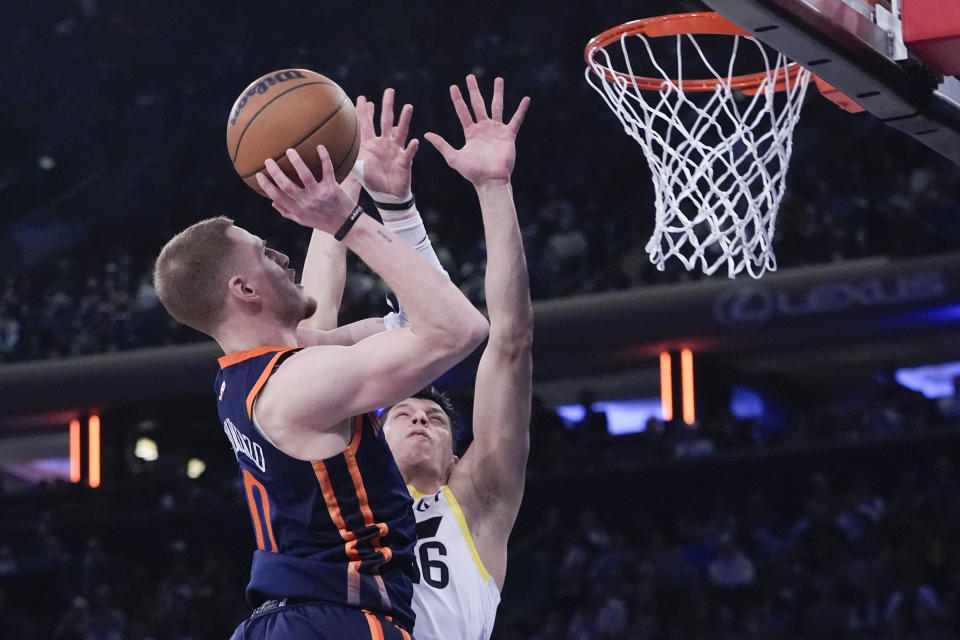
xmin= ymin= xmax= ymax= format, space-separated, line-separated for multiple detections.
xmin=343 ymin=415 xmax=393 ymax=609
xmin=363 ymin=611 xmax=385 ymax=640
xmin=310 ymin=415 xmax=389 ymax=610
xmin=243 ymin=470 xmax=278 ymax=552
xmin=244 ymin=348 xmax=297 ymax=420
xmin=345 ymin=421 xmax=391 ymax=565
xmin=313 ymin=459 xmax=362 ymax=606
xmin=218 ymin=345 xmax=291 ymax=369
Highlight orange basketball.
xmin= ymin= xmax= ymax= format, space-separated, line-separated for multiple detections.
xmin=226 ymin=69 xmax=359 ymax=195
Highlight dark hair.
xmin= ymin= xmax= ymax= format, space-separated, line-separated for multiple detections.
xmin=383 ymin=386 xmax=466 ymax=455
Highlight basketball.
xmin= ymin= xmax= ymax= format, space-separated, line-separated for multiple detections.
xmin=226 ymin=69 xmax=359 ymax=195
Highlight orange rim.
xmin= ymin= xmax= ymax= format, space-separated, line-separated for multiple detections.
xmin=584 ymin=12 xmax=805 ymax=93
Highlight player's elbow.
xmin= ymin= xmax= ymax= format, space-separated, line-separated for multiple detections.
xmin=490 ymin=311 xmax=534 ymax=359
xmin=420 ymin=308 xmax=488 ymax=366
xmin=461 ymin=311 xmax=490 ymax=352
xmin=439 ymin=309 xmax=488 ymax=357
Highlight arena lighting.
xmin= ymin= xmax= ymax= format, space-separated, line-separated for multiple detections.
xmin=555 ymin=399 xmax=664 ymax=435
xmin=730 ymin=386 xmax=765 ymax=419
xmin=69 ymin=419 xmax=81 ymax=483
xmin=895 ymin=361 xmax=960 ymax=399
xmin=70 ymin=420 xmax=80 ymax=484
xmin=88 ymin=414 xmax=101 ymax=488
xmin=186 ymin=458 xmax=206 ymax=479
xmin=681 ymin=349 xmax=695 ymax=425
xmin=889 ymin=303 xmax=960 ymax=326
xmin=134 ymin=437 xmax=159 ymax=462
xmin=660 ymin=351 xmax=674 ymax=422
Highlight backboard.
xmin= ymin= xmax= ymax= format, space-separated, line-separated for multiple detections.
xmin=704 ymin=0 xmax=960 ymax=165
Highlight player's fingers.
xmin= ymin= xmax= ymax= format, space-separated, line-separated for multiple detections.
xmin=286 ymin=148 xmax=317 ymax=187
xmin=423 ymin=132 xmax=456 ymax=164
xmin=402 ymin=138 xmax=420 ymax=164
xmin=314 ymin=144 xmax=336 ymax=185
xmin=264 ymin=157 xmax=300 ymax=194
xmin=449 ymin=84 xmax=474 ymax=131
xmin=357 ymin=95 xmax=376 ymax=141
xmin=395 ymin=103 xmax=414 ymax=143
xmin=256 ymin=172 xmax=288 ymax=204
xmin=507 ymin=96 xmax=531 ymax=135
xmin=465 ymin=74 xmax=488 ymax=120
xmin=380 ymin=88 xmax=395 ymax=134
xmin=491 ymin=77 xmax=504 ymax=121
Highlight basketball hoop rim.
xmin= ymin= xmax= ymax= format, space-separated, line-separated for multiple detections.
xmin=584 ymin=11 xmax=806 ymax=93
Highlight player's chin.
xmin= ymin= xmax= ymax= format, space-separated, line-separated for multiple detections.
xmin=394 ymin=444 xmax=429 ymax=468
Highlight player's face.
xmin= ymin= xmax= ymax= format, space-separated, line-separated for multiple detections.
xmin=382 ymin=398 xmax=455 ymax=480
xmin=228 ymin=226 xmax=317 ymax=322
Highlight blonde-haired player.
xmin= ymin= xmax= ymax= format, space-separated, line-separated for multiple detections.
xmin=303 ymin=75 xmax=531 ymax=639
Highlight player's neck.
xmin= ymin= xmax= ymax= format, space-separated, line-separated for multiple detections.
xmin=403 ymin=467 xmax=444 ymax=496
xmin=215 ymin=317 xmax=300 ymax=354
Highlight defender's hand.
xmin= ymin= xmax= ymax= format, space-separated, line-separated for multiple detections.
xmin=356 ymin=89 xmax=419 ymax=198
xmin=425 ymin=75 xmax=530 ymax=187
xmin=256 ymin=146 xmax=357 ymax=235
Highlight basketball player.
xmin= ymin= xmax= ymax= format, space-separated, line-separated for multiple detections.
xmin=305 ymin=75 xmax=532 ymax=640
xmin=153 ymin=144 xmax=489 ymax=639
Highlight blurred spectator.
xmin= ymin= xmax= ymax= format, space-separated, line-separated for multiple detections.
xmin=573 ymin=390 xmax=610 ymax=443
xmin=0 ymin=0 xmax=958 ymax=365
xmin=937 ymin=376 xmax=960 ymax=422
xmin=672 ymin=423 xmax=716 ymax=459
xmin=0 ymin=419 xmax=958 ymax=638
xmin=0 ymin=544 xmax=19 ymax=576
xmin=707 ymin=534 xmax=757 ymax=589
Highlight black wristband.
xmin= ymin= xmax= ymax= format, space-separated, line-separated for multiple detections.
xmin=372 ymin=195 xmax=415 ymax=211
xmin=334 ymin=205 xmax=364 ymax=241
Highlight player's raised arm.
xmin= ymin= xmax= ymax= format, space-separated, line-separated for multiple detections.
xmin=294 ymin=173 xmax=394 ymax=348
xmin=254 ymin=146 xmax=488 ymax=437
xmin=297 ymin=175 xmax=358 ymax=332
xmin=427 ymin=75 xmax=532 ymax=586
xmin=298 ymin=89 xmax=431 ymax=348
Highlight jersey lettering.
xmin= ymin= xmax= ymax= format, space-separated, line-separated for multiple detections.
xmin=223 ymin=418 xmax=266 ymax=472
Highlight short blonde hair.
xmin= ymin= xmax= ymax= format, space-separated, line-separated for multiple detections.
xmin=153 ymin=216 xmax=237 ymax=334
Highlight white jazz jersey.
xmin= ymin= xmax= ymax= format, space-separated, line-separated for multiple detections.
xmin=409 ymin=485 xmax=500 ymax=640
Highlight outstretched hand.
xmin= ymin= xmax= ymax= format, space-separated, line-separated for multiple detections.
xmin=255 ymin=147 xmax=357 ymax=236
xmin=425 ymin=75 xmax=530 ymax=187
xmin=356 ymin=89 xmax=419 ymax=198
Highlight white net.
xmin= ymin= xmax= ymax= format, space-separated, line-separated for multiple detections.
xmin=585 ymin=29 xmax=812 ymax=278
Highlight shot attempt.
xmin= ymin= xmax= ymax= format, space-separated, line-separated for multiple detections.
xmin=303 ymin=74 xmax=532 ymax=640
xmin=153 ymin=108 xmax=488 ymax=636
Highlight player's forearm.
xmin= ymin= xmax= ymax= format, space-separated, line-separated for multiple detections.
xmin=299 ymin=178 xmax=361 ymax=331
xmin=338 ymin=317 xmax=387 ymax=343
xmin=476 ymin=181 xmax=533 ymax=352
xmin=343 ymin=214 xmax=488 ymax=351
xmin=299 ymin=317 xmax=386 ymax=346
xmin=300 ymin=229 xmax=347 ymax=331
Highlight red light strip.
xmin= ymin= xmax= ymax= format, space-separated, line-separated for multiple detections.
xmin=69 ymin=419 xmax=81 ymax=483
xmin=660 ymin=351 xmax=673 ymax=422
xmin=88 ymin=415 xmax=101 ymax=488
xmin=681 ymin=349 xmax=695 ymax=425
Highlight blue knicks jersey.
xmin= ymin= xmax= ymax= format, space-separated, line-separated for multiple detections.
xmin=215 ymin=346 xmax=416 ymax=629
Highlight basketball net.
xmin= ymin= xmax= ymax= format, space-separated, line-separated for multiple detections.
xmin=585 ymin=17 xmax=812 ymax=278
